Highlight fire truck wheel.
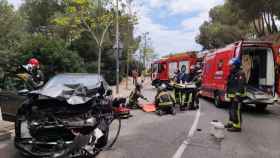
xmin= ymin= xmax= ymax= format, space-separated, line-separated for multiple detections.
xmin=214 ymin=94 xmax=223 ymax=108
xmin=255 ymin=104 xmax=268 ymax=112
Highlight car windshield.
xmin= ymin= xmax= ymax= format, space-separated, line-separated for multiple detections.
xmin=43 ymin=74 xmax=109 ymax=90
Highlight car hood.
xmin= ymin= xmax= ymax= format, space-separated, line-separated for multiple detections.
xmin=31 ymin=83 xmax=106 ymax=105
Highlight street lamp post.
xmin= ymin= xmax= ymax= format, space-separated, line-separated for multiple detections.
xmin=126 ymin=0 xmax=133 ymax=89
xmin=115 ymin=0 xmax=120 ymax=94
xmin=114 ymin=40 xmax=123 ymax=94
xmin=142 ymin=32 xmax=149 ymax=81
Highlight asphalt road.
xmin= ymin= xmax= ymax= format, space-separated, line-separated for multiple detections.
xmin=1 ymin=84 xmax=280 ymax=158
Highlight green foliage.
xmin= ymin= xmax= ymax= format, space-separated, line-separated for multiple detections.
xmin=20 ymin=0 xmax=63 ymax=33
xmin=197 ymin=0 xmax=280 ymax=49
xmin=0 ymin=0 xmax=27 ymax=51
xmin=0 ymin=0 xmax=143 ymax=86
xmin=52 ymin=0 xmax=114 ymax=44
xmin=196 ymin=2 xmax=252 ymax=49
xmin=18 ymin=34 xmax=85 ymax=79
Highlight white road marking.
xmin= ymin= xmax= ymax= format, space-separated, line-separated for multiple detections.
xmin=172 ymin=108 xmax=201 ymax=158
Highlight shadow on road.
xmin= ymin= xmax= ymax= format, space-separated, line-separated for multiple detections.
xmin=200 ymin=97 xmax=280 ymax=117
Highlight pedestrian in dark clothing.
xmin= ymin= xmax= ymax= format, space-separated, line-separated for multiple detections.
xmin=225 ymin=58 xmax=246 ymax=132
xmin=188 ymin=65 xmax=202 ymax=109
xmin=177 ymin=65 xmax=188 ymax=83
xmin=127 ymin=83 xmax=148 ymax=109
xmin=132 ymin=69 xmax=139 ymax=85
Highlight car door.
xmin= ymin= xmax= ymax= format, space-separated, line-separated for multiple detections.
xmin=0 ymin=75 xmax=27 ymax=121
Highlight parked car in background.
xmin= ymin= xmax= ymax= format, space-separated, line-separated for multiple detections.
xmin=201 ymin=41 xmax=277 ymax=111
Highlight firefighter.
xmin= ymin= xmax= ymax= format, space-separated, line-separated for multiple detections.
xmin=127 ymin=83 xmax=148 ymax=109
xmin=155 ymin=84 xmax=176 ymax=116
xmin=193 ymin=65 xmax=202 ymax=109
xmin=225 ymin=58 xmax=246 ymax=132
xmin=187 ymin=65 xmax=202 ymax=110
xmin=172 ymin=68 xmax=180 ymax=83
xmin=173 ymin=65 xmax=189 ymax=110
xmin=27 ymin=58 xmax=45 ymax=89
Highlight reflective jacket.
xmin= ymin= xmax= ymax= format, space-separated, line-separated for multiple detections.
xmin=227 ymin=68 xmax=246 ymax=96
xmin=155 ymin=91 xmax=175 ymax=107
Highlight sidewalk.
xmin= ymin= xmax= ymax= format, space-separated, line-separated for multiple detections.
xmin=112 ymin=77 xmax=150 ymax=98
xmin=0 ymin=107 xmax=13 ymax=141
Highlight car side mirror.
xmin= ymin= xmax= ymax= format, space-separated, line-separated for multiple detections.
xmin=105 ymin=89 xmax=112 ymax=96
xmin=18 ymin=89 xmax=30 ymax=96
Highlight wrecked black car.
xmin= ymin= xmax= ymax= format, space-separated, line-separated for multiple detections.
xmin=14 ymin=73 xmax=122 ymax=158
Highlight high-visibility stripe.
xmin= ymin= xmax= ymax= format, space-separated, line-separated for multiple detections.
xmin=233 ymin=103 xmax=241 ymax=128
xmin=159 ymin=102 xmax=173 ymax=106
xmin=188 ymin=93 xmax=193 ymax=105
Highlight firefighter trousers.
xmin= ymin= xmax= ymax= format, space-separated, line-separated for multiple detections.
xmin=229 ymin=97 xmax=242 ymax=129
xmin=191 ymin=89 xmax=200 ymax=108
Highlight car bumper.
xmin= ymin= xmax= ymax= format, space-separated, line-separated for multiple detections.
xmin=15 ymin=138 xmax=74 ymax=158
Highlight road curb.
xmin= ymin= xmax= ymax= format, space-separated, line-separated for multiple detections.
xmin=0 ymin=130 xmax=11 ymax=141
xmin=0 ymin=120 xmax=14 ymax=142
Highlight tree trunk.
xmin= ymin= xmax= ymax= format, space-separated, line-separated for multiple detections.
xmin=98 ymin=46 xmax=102 ymax=75
xmin=260 ymin=15 xmax=265 ymax=36
xmin=263 ymin=12 xmax=272 ymax=34
xmin=271 ymin=12 xmax=278 ymax=32
xmin=126 ymin=49 xmax=130 ymax=89
xmin=256 ymin=17 xmax=264 ymax=37
xmin=253 ymin=20 xmax=261 ymax=37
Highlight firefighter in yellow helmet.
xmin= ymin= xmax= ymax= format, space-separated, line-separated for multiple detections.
xmin=155 ymin=84 xmax=176 ymax=116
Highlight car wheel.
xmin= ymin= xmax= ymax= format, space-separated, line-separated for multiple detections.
xmin=95 ymin=127 xmax=109 ymax=149
xmin=255 ymin=104 xmax=268 ymax=112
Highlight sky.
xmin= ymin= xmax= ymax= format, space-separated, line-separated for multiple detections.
xmin=9 ymin=0 xmax=225 ymax=57
xmin=134 ymin=0 xmax=224 ymax=56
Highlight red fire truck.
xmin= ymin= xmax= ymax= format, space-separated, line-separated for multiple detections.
xmin=201 ymin=41 xmax=277 ymax=111
xmin=151 ymin=52 xmax=197 ymax=87
xmin=273 ymin=44 xmax=280 ymax=95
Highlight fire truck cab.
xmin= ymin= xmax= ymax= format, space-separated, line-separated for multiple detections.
xmin=201 ymin=41 xmax=277 ymax=110
xmin=151 ymin=53 xmax=197 ymax=87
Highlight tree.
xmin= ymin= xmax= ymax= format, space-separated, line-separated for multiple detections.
xmin=230 ymin=0 xmax=280 ymax=36
xmin=196 ymin=2 xmax=250 ymax=49
xmin=53 ymin=0 xmax=114 ymax=75
xmin=18 ymin=34 xmax=85 ymax=79
xmin=0 ymin=0 xmax=27 ymax=51
xmin=20 ymin=0 xmax=63 ymax=33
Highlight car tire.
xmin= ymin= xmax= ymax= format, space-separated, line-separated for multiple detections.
xmin=255 ymin=104 xmax=268 ymax=112
xmin=96 ymin=127 xmax=109 ymax=149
